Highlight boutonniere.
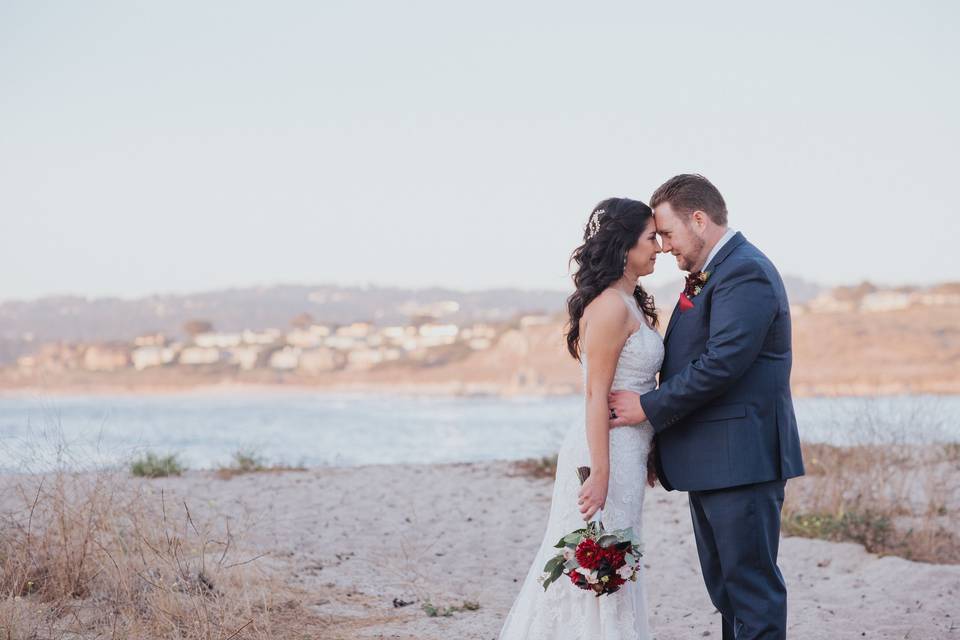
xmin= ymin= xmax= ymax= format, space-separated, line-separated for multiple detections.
xmin=679 ymin=271 xmax=711 ymax=312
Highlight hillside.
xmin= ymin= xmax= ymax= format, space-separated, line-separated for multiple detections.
xmin=0 ymin=278 xmax=822 ymax=366
xmin=316 ymin=305 xmax=960 ymax=397
xmin=3 ymin=305 xmax=957 ymax=398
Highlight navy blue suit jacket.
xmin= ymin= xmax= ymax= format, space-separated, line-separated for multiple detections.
xmin=640 ymin=232 xmax=805 ymax=492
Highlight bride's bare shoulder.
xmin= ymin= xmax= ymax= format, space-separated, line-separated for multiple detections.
xmin=581 ymin=289 xmax=629 ymax=332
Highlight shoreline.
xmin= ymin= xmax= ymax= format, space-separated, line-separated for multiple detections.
xmin=3 ymin=379 xmax=960 ymax=399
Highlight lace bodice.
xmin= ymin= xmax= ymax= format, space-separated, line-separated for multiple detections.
xmin=581 ymin=289 xmax=663 ymax=400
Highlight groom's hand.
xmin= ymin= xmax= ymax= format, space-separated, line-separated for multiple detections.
xmin=607 ymin=390 xmax=646 ymax=427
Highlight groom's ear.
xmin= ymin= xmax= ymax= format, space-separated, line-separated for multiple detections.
xmin=691 ymin=210 xmax=709 ymax=231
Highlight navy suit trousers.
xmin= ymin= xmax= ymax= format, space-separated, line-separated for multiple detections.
xmin=688 ymin=479 xmax=788 ymax=640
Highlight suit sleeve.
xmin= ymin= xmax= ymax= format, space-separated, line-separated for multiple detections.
xmin=640 ymin=259 xmax=778 ymax=433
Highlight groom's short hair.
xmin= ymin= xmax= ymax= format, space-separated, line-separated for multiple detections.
xmin=650 ymin=174 xmax=728 ymax=226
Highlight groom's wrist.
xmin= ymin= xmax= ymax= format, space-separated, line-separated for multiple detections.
xmin=638 ymin=391 xmax=665 ymax=432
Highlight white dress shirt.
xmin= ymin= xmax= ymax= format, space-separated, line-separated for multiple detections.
xmin=699 ymin=227 xmax=736 ymax=273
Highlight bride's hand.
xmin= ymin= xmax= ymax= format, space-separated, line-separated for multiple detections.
xmin=577 ymin=470 xmax=608 ymax=521
xmin=607 ymin=390 xmax=646 ymax=428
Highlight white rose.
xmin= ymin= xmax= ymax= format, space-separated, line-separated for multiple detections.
xmin=562 ymin=547 xmax=575 ymax=561
xmin=617 ymin=564 xmax=634 ymax=580
xmin=583 ymin=569 xmax=599 ymax=584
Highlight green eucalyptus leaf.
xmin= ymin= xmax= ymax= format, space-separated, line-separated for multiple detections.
xmin=543 ymin=555 xmax=563 ymax=573
xmin=597 ymin=534 xmax=619 ymax=548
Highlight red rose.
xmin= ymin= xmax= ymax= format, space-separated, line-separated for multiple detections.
xmin=575 ymin=538 xmax=601 ymax=570
xmin=569 ymin=570 xmax=589 ymax=589
xmin=602 ymin=547 xmax=626 ymax=568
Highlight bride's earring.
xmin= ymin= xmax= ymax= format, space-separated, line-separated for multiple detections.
xmin=622 ymin=253 xmax=628 ymax=274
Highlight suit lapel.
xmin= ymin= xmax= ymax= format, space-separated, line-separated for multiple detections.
xmin=704 ymin=231 xmax=746 ymax=274
xmin=662 ymin=297 xmax=682 ymax=343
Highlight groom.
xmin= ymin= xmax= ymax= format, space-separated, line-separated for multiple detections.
xmin=608 ymin=174 xmax=804 ymax=640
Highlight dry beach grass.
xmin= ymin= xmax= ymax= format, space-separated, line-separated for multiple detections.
xmin=0 ymin=465 xmax=326 ymax=639
xmin=784 ymin=441 xmax=960 ymax=564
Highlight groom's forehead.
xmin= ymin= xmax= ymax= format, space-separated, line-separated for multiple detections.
xmin=653 ymin=206 xmax=680 ymax=231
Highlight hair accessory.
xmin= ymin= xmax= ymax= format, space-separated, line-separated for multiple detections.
xmin=586 ymin=209 xmax=606 ymax=240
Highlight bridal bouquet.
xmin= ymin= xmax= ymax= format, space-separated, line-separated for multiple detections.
xmin=539 ymin=467 xmax=643 ymax=596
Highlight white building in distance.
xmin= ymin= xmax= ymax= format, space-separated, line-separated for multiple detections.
xmin=179 ymin=346 xmax=221 ymax=365
xmin=132 ymin=345 xmax=177 ymax=370
xmin=269 ymin=346 xmax=301 ymax=370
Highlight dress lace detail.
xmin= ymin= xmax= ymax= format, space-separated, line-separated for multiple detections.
xmin=498 ymin=290 xmax=665 ymax=640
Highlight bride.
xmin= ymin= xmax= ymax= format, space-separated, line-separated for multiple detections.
xmin=498 ymin=197 xmax=664 ymax=639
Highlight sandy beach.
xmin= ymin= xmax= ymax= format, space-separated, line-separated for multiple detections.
xmin=74 ymin=461 xmax=956 ymax=639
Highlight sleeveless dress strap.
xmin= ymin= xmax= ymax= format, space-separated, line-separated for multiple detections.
xmin=614 ymin=289 xmax=645 ymax=325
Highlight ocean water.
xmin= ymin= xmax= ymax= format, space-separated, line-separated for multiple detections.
xmin=0 ymin=390 xmax=957 ymax=472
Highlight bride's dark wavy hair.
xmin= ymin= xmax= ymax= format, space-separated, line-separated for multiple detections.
xmin=565 ymin=197 xmax=658 ymax=361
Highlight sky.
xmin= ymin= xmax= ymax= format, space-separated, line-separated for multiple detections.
xmin=1 ymin=1 xmax=958 ymax=302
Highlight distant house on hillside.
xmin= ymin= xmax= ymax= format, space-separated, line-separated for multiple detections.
xmin=919 ymin=282 xmax=960 ymax=307
xmin=18 ymin=342 xmax=83 ymax=373
xmin=227 ymin=345 xmax=263 ymax=370
xmin=286 ymin=328 xmax=322 ymax=348
xmin=83 ymin=343 xmax=131 ymax=371
xmin=461 ymin=320 xmax=499 ymax=350
xmin=132 ymin=345 xmax=177 ymax=370
xmin=133 ymin=332 xmax=167 ymax=347
xmin=461 ymin=323 xmax=497 ymax=339
xmin=179 ymin=346 xmax=221 ymax=365
xmin=335 ymin=322 xmax=373 ymax=338
xmin=861 ymin=291 xmax=912 ymax=312
xmin=324 ymin=335 xmax=357 ymax=350
xmin=417 ymin=323 xmax=458 ymax=347
xmin=833 ymin=282 xmax=879 ymax=300
xmin=346 ymin=347 xmax=401 ymax=370
xmin=398 ymin=300 xmax=460 ymax=319
xmin=379 ymin=326 xmax=417 ymax=347
xmin=298 ymin=347 xmax=346 ymax=374
xmin=242 ymin=329 xmax=282 ymax=345
xmin=807 ymin=294 xmax=857 ymax=314
xmin=520 ymin=314 xmax=552 ymax=327
xmin=807 ymin=281 xmax=877 ymax=313
xmin=269 ymin=345 xmax=301 ymax=370
xmin=194 ymin=332 xmax=242 ymax=349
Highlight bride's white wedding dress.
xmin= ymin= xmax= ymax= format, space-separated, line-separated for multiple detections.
xmin=499 ymin=289 xmax=664 ymax=640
